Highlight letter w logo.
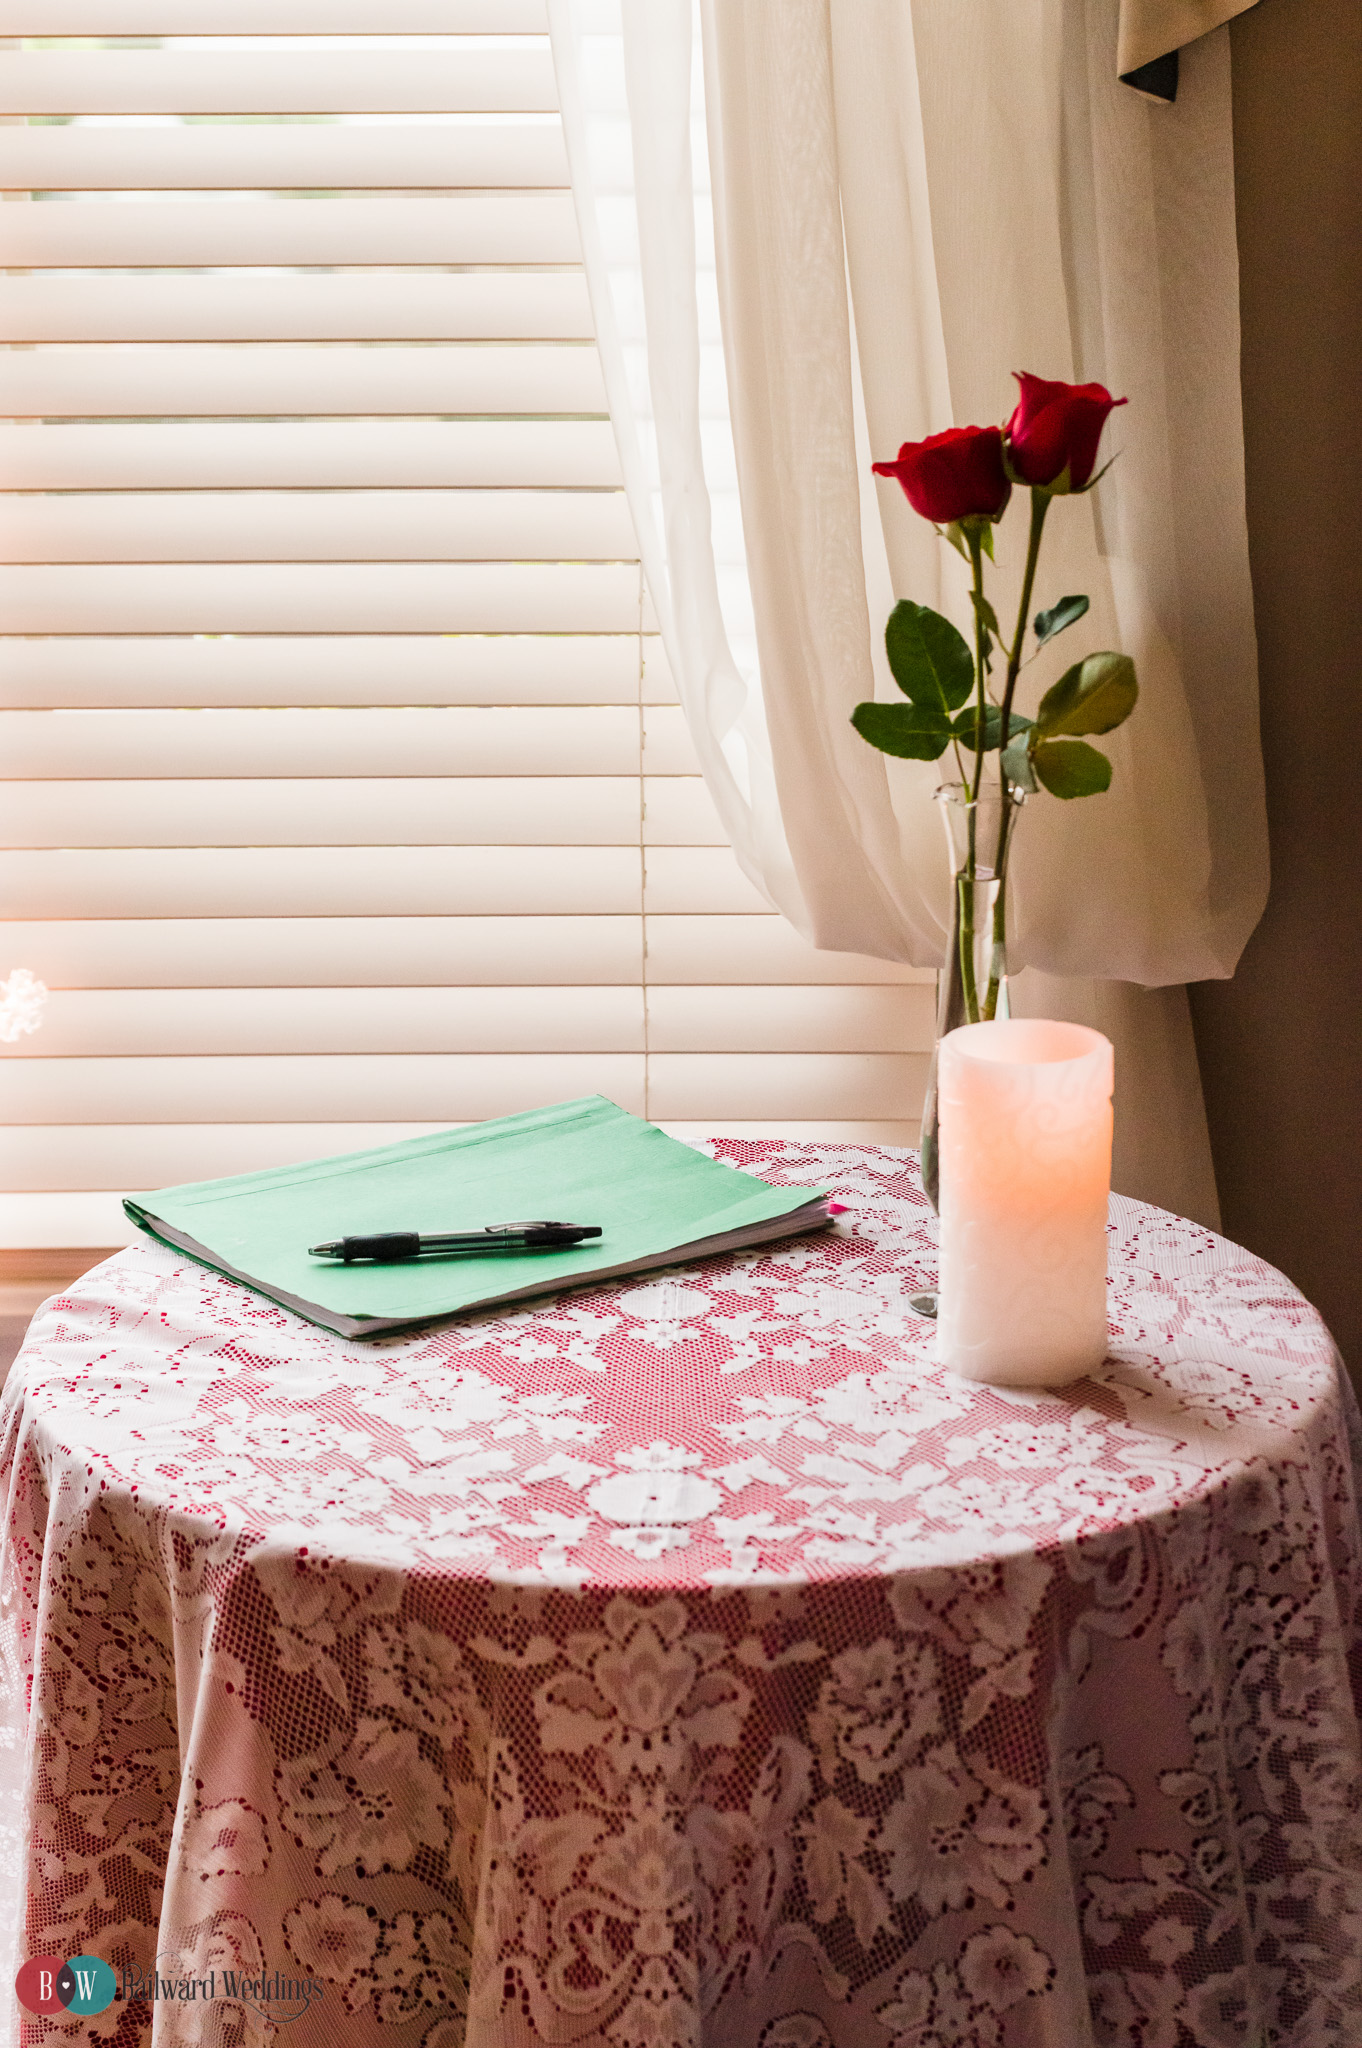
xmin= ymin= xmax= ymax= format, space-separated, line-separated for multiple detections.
xmin=72 ymin=1969 xmax=97 ymax=2001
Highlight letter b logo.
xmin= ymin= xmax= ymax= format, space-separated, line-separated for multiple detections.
xmin=15 ymin=1957 xmax=65 ymax=2016
xmin=16 ymin=1954 xmax=116 ymax=2016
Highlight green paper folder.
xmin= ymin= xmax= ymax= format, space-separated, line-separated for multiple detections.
xmin=123 ymin=1095 xmax=830 ymax=1341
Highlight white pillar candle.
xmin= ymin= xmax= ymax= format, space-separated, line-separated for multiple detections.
xmin=937 ymin=1018 xmax=1113 ymax=1386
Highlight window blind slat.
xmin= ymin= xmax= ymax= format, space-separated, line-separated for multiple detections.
xmin=0 ymin=846 xmax=643 ymax=917
xmin=647 ymin=1055 xmax=928 ymax=1124
xmin=0 ymin=779 xmax=645 ymax=846
xmin=0 ymin=707 xmax=641 ymax=778
xmin=0 ymin=489 xmax=632 ymax=561
xmin=643 ymin=850 xmax=772 ymax=916
xmin=641 ymin=778 xmax=726 ymax=847
xmin=0 ymin=2 xmax=549 ymax=28
xmin=0 ymin=634 xmax=642 ymax=707
xmin=0 ymin=49 xmax=558 ymax=116
xmin=0 ymin=917 xmax=644 ymax=987
xmin=3 ymin=1132 xmax=460 ymax=1198
xmin=23 ymin=987 xmax=646 ymax=1056
xmin=0 ymin=195 xmax=579 ymax=269
xmin=0 ymin=120 xmax=567 ymax=189
xmin=0 ymin=1056 xmax=924 ymax=1129
xmin=0 ymin=422 xmax=621 ymax=488
xmin=0 ymin=273 xmax=595 ymax=344
xmin=0 ymin=1054 xmax=649 ymax=1123
xmin=0 ymin=1124 xmax=582 ymax=1199
xmin=644 ymin=918 xmax=930 ymax=987
xmin=0 ymin=562 xmax=639 ymax=632
xmin=641 ymin=705 xmax=701 ymax=774
xmin=2 ymin=348 xmax=605 ymax=419
xmin=646 ymin=986 xmax=935 ymax=1054
xmin=11 ymin=851 xmax=771 ymax=919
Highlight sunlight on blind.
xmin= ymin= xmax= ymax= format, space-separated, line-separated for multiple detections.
xmin=0 ymin=0 xmax=931 ymax=1247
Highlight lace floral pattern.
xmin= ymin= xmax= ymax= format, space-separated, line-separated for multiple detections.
xmin=0 ymin=1139 xmax=1359 ymax=2047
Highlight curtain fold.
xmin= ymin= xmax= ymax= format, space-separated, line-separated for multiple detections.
xmin=549 ymin=0 xmax=1263 ymax=1226
xmin=1119 ymin=0 xmax=1260 ymax=79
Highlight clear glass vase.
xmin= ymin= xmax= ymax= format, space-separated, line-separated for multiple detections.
xmin=918 ymin=781 xmax=1026 ymax=1214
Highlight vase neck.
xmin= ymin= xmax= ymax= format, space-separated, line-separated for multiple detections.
xmin=935 ymin=783 xmax=1024 ymax=878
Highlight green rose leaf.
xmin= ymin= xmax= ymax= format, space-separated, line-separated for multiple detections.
xmin=1033 ymin=593 xmax=1089 ymax=646
xmin=1035 ymin=650 xmax=1138 ymax=737
xmin=851 ymin=701 xmax=953 ymax=761
xmin=1000 ymin=733 xmax=1038 ymax=792
xmin=884 ymin=600 xmax=974 ymax=714
xmin=952 ymin=707 xmax=1033 ymax=754
xmin=1031 ymin=737 xmax=1113 ymax=798
xmin=970 ymin=590 xmax=1001 ymax=639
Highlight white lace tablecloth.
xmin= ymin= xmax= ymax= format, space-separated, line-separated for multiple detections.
xmin=2 ymin=1139 xmax=1360 ymax=2048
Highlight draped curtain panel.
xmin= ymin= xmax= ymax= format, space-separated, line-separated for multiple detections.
xmin=549 ymin=0 xmax=1267 ymax=1226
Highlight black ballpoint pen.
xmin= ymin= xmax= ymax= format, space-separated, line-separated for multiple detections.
xmin=308 ymin=1221 xmax=602 ymax=1263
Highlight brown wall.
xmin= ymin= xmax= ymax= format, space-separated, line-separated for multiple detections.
xmin=1189 ymin=0 xmax=1362 ymax=1369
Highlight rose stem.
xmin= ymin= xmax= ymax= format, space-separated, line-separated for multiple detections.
xmin=983 ymin=488 xmax=1051 ymax=1019
xmin=959 ymin=526 xmax=992 ymax=1021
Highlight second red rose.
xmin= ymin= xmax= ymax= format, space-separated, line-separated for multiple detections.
xmin=1005 ymin=373 xmax=1126 ymax=490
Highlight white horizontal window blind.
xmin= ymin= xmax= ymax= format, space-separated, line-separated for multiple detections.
xmin=0 ymin=0 xmax=931 ymax=1249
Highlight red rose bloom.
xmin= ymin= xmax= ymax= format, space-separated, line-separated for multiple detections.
xmin=872 ymin=426 xmax=1011 ymax=524
xmin=1005 ymin=372 xmax=1126 ymax=490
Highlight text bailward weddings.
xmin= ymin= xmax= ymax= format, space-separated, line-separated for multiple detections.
xmin=121 ymin=1963 xmax=325 ymax=2019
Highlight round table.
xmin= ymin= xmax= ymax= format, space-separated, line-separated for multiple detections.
xmin=1 ymin=1140 xmax=1360 ymax=2048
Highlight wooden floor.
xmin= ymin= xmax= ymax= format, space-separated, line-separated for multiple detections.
xmin=0 ymin=1251 xmax=120 ymax=1388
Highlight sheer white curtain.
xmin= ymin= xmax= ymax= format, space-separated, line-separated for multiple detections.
xmin=546 ymin=0 xmax=946 ymax=958
xmin=545 ymin=0 xmax=807 ymax=930
xmin=548 ymin=0 xmax=1267 ymax=1226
